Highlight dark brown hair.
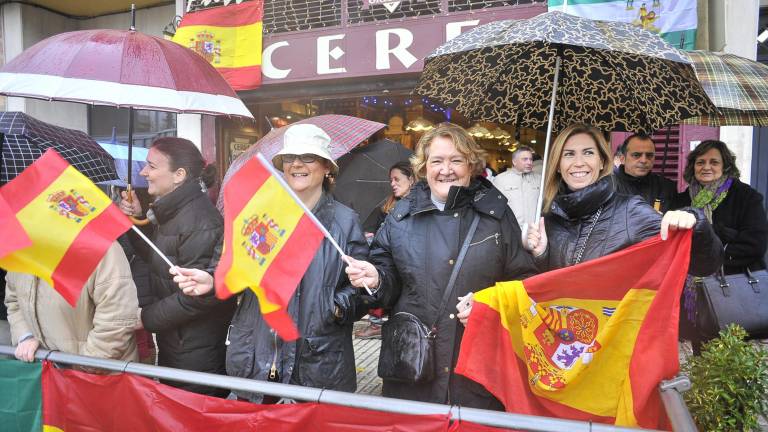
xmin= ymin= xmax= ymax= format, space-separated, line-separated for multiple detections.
xmin=151 ymin=137 xmax=217 ymax=188
xmin=381 ymin=161 xmax=415 ymax=214
xmin=683 ymin=140 xmax=740 ymax=184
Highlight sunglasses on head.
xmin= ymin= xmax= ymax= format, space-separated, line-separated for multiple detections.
xmin=282 ymin=154 xmax=320 ymax=164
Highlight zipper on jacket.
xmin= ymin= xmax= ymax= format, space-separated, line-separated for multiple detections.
xmin=269 ymin=332 xmax=279 ymax=380
xmin=224 ymin=325 xmax=233 ymax=346
xmin=469 ymin=232 xmax=499 ymax=247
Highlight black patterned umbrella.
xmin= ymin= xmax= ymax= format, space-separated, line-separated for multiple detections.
xmin=416 ymin=10 xmax=714 ymax=134
xmin=416 ymin=10 xmax=715 ymax=223
xmin=0 ymin=111 xmax=117 ymax=183
xmin=682 ymin=51 xmax=768 ymax=127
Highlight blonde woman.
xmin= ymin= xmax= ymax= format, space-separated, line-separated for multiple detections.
xmin=524 ymin=124 xmax=721 ymax=275
xmin=345 ymin=123 xmax=537 ymax=409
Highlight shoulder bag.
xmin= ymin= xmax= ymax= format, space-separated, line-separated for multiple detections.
xmin=695 ymin=267 xmax=768 ymax=340
xmin=377 ymin=214 xmax=481 ymax=383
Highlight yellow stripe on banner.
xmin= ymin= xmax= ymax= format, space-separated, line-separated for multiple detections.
xmin=43 ymin=426 xmax=64 ymax=432
xmin=224 ymin=176 xmax=305 ymax=294
xmin=172 ymin=22 xmax=262 ymax=68
xmin=475 ymin=282 xmax=655 ymax=417
xmin=0 ymin=166 xmax=114 ymax=287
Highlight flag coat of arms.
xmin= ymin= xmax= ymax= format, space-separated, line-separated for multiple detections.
xmin=215 ymin=153 xmax=324 ymax=341
xmin=456 ymin=231 xmax=692 ymax=429
xmin=172 ymin=1 xmax=264 ymax=90
xmin=0 ymin=149 xmax=132 ymax=306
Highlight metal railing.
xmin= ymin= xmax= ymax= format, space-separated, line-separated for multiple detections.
xmin=0 ymin=345 xmax=695 ymax=431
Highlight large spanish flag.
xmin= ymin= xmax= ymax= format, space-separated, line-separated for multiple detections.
xmin=172 ymin=1 xmax=263 ymax=91
xmin=456 ymin=231 xmax=692 ymax=429
xmin=0 ymin=193 xmax=32 ymax=259
xmin=0 ymin=149 xmax=132 ymax=306
xmin=215 ymin=153 xmax=324 ymax=341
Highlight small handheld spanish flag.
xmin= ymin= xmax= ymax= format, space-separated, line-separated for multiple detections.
xmin=215 ymin=153 xmax=325 ymax=341
xmin=172 ymin=1 xmax=263 ymax=91
xmin=0 ymin=149 xmax=132 ymax=306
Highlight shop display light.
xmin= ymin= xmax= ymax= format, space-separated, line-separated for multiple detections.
xmin=405 ymin=117 xmax=434 ymax=132
xmin=467 ymin=123 xmax=491 ymax=139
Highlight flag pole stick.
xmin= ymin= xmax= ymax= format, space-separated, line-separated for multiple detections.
xmin=131 ymin=225 xmax=176 ymax=271
xmin=256 ymin=153 xmax=374 ymax=295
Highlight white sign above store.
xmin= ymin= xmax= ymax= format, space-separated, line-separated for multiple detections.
xmin=261 ymin=5 xmax=544 ymax=84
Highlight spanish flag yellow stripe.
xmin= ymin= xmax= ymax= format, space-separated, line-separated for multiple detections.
xmin=172 ymin=22 xmax=262 ymax=68
xmin=0 ymin=165 xmax=114 ymax=287
xmin=224 ymin=176 xmax=305 ymax=295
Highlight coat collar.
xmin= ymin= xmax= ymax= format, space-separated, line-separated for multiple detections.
xmin=615 ymin=165 xmax=650 ymax=186
xmin=551 ymin=175 xmax=615 ymax=220
xmin=152 ymin=180 xmax=204 ymax=225
xmin=393 ymin=177 xmax=507 ymax=221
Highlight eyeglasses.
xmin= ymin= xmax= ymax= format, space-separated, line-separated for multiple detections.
xmin=282 ymin=154 xmax=320 ymax=164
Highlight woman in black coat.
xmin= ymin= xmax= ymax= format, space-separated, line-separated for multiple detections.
xmin=171 ymin=124 xmax=369 ymax=403
xmin=120 ymin=137 xmax=235 ymax=397
xmin=346 ymin=123 xmax=538 ymax=409
xmin=675 ymin=140 xmax=767 ymax=274
xmin=524 ymin=124 xmax=722 ymax=275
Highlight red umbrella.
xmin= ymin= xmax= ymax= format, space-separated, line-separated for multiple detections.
xmin=0 ymin=23 xmax=254 ymax=224
xmin=218 ymin=115 xmax=386 ymax=211
xmin=0 ymin=29 xmax=251 ymax=117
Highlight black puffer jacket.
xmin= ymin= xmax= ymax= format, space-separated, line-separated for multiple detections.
xmin=131 ymin=181 xmax=235 ymax=396
xmin=370 ymin=178 xmax=538 ymax=408
xmin=540 ymin=176 xmax=722 ymax=276
xmin=225 ymin=194 xmax=369 ymax=402
xmin=675 ymin=179 xmax=767 ymax=274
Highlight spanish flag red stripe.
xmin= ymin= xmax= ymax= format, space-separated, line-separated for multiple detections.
xmin=0 ymin=148 xmax=69 ymax=212
xmin=216 ymin=65 xmax=262 ymax=92
xmin=178 ymin=1 xmax=263 ymax=26
xmin=0 ymin=195 xmax=31 ymax=259
xmin=51 ymin=203 xmax=134 ymax=305
xmin=260 ymin=215 xmax=324 ymax=306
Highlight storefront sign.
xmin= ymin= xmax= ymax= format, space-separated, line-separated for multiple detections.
xmin=261 ymin=5 xmax=545 ymax=84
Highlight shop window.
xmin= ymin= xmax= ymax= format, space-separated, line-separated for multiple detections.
xmin=89 ymin=106 xmax=177 ymax=148
xmin=449 ymin=0 xmax=541 ymax=13
xmin=347 ymin=0 xmax=441 ymax=25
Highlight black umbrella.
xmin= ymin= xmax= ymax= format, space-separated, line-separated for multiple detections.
xmin=0 ymin=111 xmax=117 ymax=183
xmin=334 ymin=139 xmax=413 ymax=233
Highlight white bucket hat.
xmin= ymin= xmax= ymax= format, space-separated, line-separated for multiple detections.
xmin=272 ymin=124 xmax=338 ymax=174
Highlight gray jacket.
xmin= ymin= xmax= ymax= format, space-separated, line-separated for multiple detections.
xmin=225 ymin=194 xmax=369 ymax=401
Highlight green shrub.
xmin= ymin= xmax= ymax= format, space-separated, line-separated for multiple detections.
xmin=682 ymin=325 xmax=768 ymax=431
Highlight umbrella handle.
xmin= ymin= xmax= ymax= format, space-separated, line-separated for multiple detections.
xmin=126 ymin=184 xmax=151 ymax=226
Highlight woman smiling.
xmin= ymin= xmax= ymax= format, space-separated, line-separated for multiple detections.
xmin=525 ymin=124 xmax=721 ymax=275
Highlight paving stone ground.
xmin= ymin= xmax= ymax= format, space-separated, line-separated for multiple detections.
xmin=353 ymin=320 xmax=383 ymax=396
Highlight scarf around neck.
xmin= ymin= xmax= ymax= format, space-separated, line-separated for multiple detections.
xmin=689 ymin=176 xmax=734 ymax=222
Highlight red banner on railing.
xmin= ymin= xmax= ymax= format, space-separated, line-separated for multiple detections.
xmin=40 ymin=361 xmax=451 ymax=431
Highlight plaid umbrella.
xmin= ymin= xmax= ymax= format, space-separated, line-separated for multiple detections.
xmin=682 ymin=51 xmax=768 ymax=127
xmin=0 ymin=111 xmax=117 ymax=183
xmin=217 ymin=115 xmax=385 ymax=211
xmin=415 ymin=10 xmax=715 ymax=134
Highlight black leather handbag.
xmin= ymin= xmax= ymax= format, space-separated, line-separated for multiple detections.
xmin=377 ymin=214 xmax=480 ymax=384
xmin=695 ymin=267 xmax=768 ymax=340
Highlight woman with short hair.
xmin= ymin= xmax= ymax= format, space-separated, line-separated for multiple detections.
xmin=345 ymin=122 xmax=538 ymax=409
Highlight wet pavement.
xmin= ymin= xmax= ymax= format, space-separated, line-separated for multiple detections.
xmin=353 ymin=320 xmax=383 ymax=396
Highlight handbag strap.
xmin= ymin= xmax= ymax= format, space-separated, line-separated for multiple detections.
xmin=431 ymin=213 xmax=481 ymax=331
